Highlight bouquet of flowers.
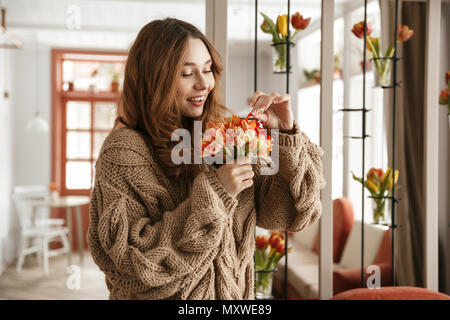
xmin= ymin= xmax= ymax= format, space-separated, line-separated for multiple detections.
xmin=254 ymin=232 xmax=292 ymax=298
xmin=260 ymin=11 xmax=311 ymax=72
xmin=352 ymin=168 xmax=399 ymax=223
xmin=352 ymin=21 xmax=414 ymax=86
xmin=200 ymin=115 xmax=273 ymax=161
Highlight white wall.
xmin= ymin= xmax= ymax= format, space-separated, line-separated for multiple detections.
xmin=12 ymin=42 xmax=52 ymax=186
xmin=0 ymin=48 xmax=16 ymax=275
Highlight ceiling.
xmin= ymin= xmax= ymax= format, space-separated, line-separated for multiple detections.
xmin=2 ymin=0 xmax=360 ymax=49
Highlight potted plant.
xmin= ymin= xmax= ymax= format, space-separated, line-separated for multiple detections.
xmin=254 ymin=231 xmax=291 ymax=299
xmin=260 ymin=12 xmax=311 ymax=73
xmin=352 ymin=21 xmax=414 ymax=87
xmin=111 ymin=72 xmax=121 ymax=93
xmin=352 ymin=168 xmax=399 ymax=223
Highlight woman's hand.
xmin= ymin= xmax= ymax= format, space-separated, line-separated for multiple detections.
xmin=247 ymin=91 xmax=294 ymax=131
xmin=216 ymin=157 xmax=254 ymax=198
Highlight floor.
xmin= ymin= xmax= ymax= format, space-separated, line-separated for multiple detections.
xmin=0 ymin=251 xmax=109 ymax=300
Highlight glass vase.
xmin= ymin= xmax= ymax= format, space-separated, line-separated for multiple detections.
xmin=372 ymin=199 xmax=387 ymax=224
xmin=255 ymin=269 xmax=276 ymax=300
xmin=272 ymin=45 xmax=286 ymax=73
xmin=373 ymin=59 xmax=391 ymax=87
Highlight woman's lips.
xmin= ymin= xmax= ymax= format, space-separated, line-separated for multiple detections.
xmin=187 ymin=95 xmax=206 ymax=107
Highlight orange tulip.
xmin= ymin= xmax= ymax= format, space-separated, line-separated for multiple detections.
xmin=269 ymin=232 xmax=283 ymax=249
xmin=276 ymin=240 xmax=285 ymax=254
xmin=397 ymin=25 xmax=414 ymax=42
xmin=291 ymin=12 xmax=311 ymax=30
xmin=367 ymin=168 xmax=383 ymax=182
xmin=352 ymin=21 xmax=373 ymax=39
xmin=255 ymin=235 xmax=269 ymax=250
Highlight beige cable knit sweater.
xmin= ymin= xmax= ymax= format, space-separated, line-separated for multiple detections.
xmin=87 ymin=121 xmax=325 ymax=300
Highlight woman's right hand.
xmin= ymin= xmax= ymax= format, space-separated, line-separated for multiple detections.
xmin=216 ymin=157 xmax=254 ymax=198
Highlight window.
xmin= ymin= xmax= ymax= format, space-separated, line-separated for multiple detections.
xmin=52 ymin=50 xmax=127 ymax=195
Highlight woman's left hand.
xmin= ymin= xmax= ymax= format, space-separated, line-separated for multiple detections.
xmin=247 ymin=91 xmax=294 ymax=131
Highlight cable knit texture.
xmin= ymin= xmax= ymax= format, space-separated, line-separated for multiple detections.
xmin=87 ymin=120 xmax=325 ymax=300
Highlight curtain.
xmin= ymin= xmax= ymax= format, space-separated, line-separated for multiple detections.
xmin=379 ymin=0 xmax=426 ymax=287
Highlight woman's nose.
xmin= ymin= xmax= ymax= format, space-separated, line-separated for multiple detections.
xmin=194 ymin=75 xmax=209 ymax=90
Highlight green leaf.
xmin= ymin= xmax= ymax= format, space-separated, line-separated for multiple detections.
xmin=385 ymin=45 xmax=395 ymax=58
xmin=351 ymin=171 xmax=363 ymax=184
xmin=260 ymin=12 xmax=281 ymax=43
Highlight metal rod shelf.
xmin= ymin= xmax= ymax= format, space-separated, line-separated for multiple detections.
xmin=380 ymin=81 xmax=402 ymax=89
xmin=370 ymin=57 xmax=402 ymax=61
xmin=344 ymin=135 xmax=371 ymax=139
xmin=338 ymin=108 xmax=372 ymax=112
xmin=270 ymin=41 xmax=296 ymax=47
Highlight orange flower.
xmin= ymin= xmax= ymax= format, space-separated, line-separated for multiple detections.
xmin=397 ymin=25 xmax=414 ymax=42
xmin=276 ymin=240 xmax=286 ymax=254
xmin=49 ymin=182 xmax=58 ymax=191
xmin=367 ymin=168 xmax=383 ymax=182
xmin=439 ymin=88 xmax=449 ymax=105
xmin=291 ymin=12 xmax=311 ymax=30
xmin=269 ymin=232 xmax=284 ymax=249
xmin=255 ymin=235 xmax=269 ymax=250
xmin=351 ymin=21 xmax=373 ymax=39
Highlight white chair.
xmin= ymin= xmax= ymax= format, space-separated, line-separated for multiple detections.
xmin=12 ymin=185 xmax=70 ymax=276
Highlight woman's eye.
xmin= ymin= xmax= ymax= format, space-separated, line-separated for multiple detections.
xmin=182 ymin=73 xmax=193 ymax=77
xmin=203 ymin=70 xmax=212 ymax=73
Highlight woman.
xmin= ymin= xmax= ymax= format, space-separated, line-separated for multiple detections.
xmin=87 ymin=18 xmax=325 ymax=300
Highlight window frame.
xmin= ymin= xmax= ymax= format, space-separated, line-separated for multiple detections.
xmin=51 ymin=49 xmax=127 ymax=196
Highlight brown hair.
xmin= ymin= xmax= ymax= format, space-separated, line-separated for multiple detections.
xmin=117 ymin=18 xmax=231 ymax=185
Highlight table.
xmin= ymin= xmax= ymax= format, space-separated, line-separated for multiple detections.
xmin=31 ymin=196 xmax=90 ymax=264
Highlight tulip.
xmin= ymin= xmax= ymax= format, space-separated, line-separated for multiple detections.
xmin=255 ymin=235 xmax=269 ymax=250
xmin=446 ymin=71 xmax=450 ymax=86
xmin=277 ymin=14 xmax=288 ymax=38
xmin=397 ymin=25 xmax=414 ymax=42
xmin=439 ymin=88 xmax=449 ymax=105
xmin=366 ymin=179 xmax=379 ymax=194
xmin=351 ymin=21 xmax=373 ymax=39
xmin=260 ymin=19 xmax=271 ymax=34
xmin=276 ymin=240 xmax=286 ymax=254
xmin=367 ymin=168 xmax=383 ymax=182
xmin=291 ymin=12 xmax=311 ymax=30
xmin=387 ymin=169 xmax=399 ymax=190
xmin=366 ymin=37 xmax=379 ymax=55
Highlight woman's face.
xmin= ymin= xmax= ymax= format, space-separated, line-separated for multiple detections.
xmin=177 ymin=37 xmax=215 ymax=118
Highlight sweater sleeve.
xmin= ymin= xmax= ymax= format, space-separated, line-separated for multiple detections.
xmin=253 ymin=120 xmax=326 ymax=232
xmin=87 ymin=144 xmax=238 ymax=298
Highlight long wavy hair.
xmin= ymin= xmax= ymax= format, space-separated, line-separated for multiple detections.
xmin=117 ymin=18 xmax=231 ymax=186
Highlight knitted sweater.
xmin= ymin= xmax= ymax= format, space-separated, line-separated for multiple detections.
xmin=87 ymin=121 xmax=325 ymax=300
